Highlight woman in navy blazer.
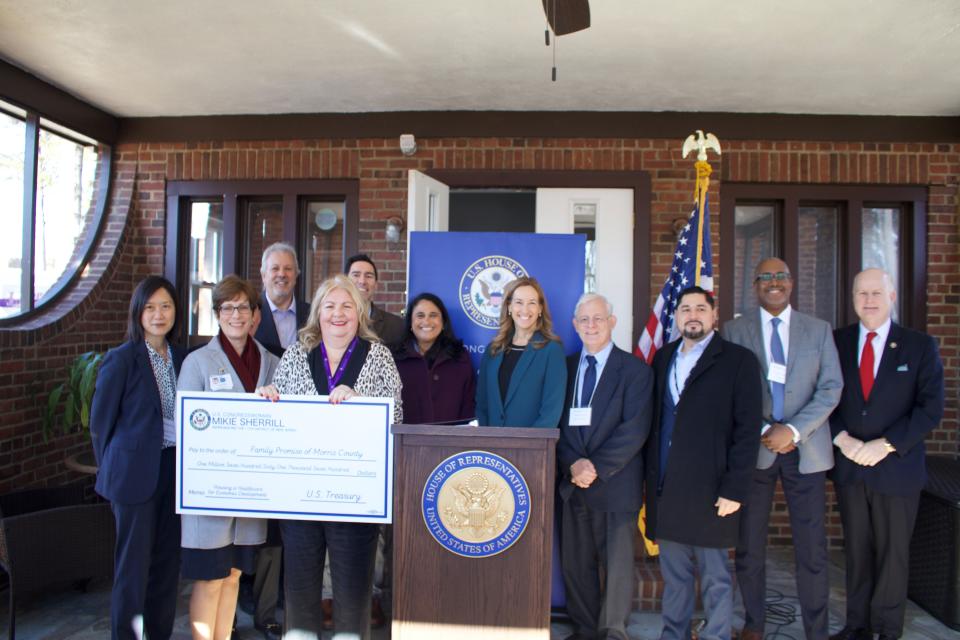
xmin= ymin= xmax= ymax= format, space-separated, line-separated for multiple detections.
xmin=90 ymin=276 xmax=186 ymax=640
xmin=476 ymin=277 xmax=566 ymax=428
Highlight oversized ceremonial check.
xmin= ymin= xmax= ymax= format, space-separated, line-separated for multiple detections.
xmin=175 ymin=392 xmax=394 ymax=524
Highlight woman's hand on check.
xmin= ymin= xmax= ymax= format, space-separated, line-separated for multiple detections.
xmin=256 ymin=384 xmax=280 ymax=402
xmin=328 ymin=385 xmax=357 ymax=404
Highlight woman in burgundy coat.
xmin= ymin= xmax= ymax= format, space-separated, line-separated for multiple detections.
xmin=393 ymin=293 xmax=476 ymax=424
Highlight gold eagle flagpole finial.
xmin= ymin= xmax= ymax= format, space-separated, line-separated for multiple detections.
xmin=681 ymin=130 xmax=721 ymax=288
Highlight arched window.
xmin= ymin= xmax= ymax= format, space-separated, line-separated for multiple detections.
xmin=0 ymin=99 xmax=111 ymax=321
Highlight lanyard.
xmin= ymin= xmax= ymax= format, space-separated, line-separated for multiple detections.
xmin=671 ymin=348 xmax=685 ymax=399
xmin=320 ymin=337 xmax=359 ymax=391
xmin=572 ymin=353 xmax=598 ymax=409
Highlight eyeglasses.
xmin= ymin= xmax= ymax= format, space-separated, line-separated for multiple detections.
xmin=755 ymin=272 xmax=792 ymax=283
xmin=219 ymin=304 xmax=253 ymax=316
xmin=576 ymin=315 xmax=609 ymax=326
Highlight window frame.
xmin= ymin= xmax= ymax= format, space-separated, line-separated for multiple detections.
xmin=164 ymin=179 xmax=360 ymax=340
xmin=0 ymin=102 xmax=113 ymax=326
xmin=720 ymin=183 xmax=927 ymax=330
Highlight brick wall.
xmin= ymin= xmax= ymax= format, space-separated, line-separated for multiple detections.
xmin=1 ymin=136 xmax=957 ymax=557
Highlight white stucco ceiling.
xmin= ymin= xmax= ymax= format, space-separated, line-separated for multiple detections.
xmin=1 ymin=0 xmax=958 ymax=117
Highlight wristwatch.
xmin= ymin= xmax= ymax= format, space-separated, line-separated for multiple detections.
xmin=882 ymin=438 xmax=896 ymax=453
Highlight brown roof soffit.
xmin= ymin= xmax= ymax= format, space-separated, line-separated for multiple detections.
xmin=117 ymin=111 xmax=960 ymax=144
xmin=0 ymin=58 xmax=119 ymax=145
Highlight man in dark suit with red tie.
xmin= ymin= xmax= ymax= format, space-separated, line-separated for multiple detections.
xmin=829 ymin=268 xmax=945 ymax=640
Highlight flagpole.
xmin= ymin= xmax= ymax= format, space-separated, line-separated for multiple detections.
xmin=693 ymin=160 xmax=711 ymax=288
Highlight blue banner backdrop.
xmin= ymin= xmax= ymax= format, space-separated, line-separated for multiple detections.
xmin=408 ymin=232 xmax=586 ymax=370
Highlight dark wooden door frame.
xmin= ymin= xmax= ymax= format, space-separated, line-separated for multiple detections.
xmin=427 ymin=169 xmax=651 ymax=346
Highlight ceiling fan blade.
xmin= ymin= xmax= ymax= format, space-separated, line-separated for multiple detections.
xmin=542 ymin=0 xmax=591 ymax=35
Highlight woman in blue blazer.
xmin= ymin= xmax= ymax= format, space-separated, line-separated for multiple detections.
xmin=90 ymin=276 xmax=186 ymax=640
xmin=476 ymin=277 xmax=566 ymax=428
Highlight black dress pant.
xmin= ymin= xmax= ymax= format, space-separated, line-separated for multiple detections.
xmin=109 ymin=447 xmax=181 ymax=640
xmin=560 ymin=498 xmax=637 ymax=640
xmin=736 ymin=450 xmax=829 ymax=639
xmin=836 ymin=481 xmax=920 ymax=638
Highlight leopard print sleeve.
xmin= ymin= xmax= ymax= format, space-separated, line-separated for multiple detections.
xmin=355 ymin=341 xmax=404 ymax=424
xmin=272 ymin=344 xmax=318 ymax=396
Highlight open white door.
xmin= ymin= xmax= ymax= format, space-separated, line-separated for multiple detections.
xmin=535 ymin=188 xmax=634 ymax=350
xmin=406 ymin=170 xmax=450 ymax=297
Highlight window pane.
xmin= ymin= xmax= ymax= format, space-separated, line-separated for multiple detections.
xmin=733 ymin=204 xmax=776 ymax=318
xmin=188 ymin=201 xmax=224 ymax=337
xmin=303 ymin=201 xmax=344 ymax=299
xmin=34 ymin=128 xmax=97 ymax=302
xmin=573 ymin=202 xmax=597 ymax=293
xmin=862 ymin=207 xmax=901 ymax=322
xmin=0 ymin=111 xmax=24 ymax=319
xmin=242 ymin=198 xmax=284 ymax=284
xmin=797 ymin=206 xmax=839 ymax=326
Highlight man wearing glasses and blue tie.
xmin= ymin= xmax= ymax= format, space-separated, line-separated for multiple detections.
xmin=721 ymin=257 xmax=843 ymax=640
xmin=557 ymin=293 xmax=653 ymax=640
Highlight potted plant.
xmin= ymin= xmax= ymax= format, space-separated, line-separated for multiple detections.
xmin=42 ymin=351 xmax=103 ymax=473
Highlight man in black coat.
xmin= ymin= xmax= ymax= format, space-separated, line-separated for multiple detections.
xmin=829 ymin=269 xmax=944 ymax=640
xmin=557 ymin=293 xmax=653 ymax=640
xmin=255 ymin=242 xmax=310 ymax=359
xmin=644 ymin=286 xmax=762 ymax=640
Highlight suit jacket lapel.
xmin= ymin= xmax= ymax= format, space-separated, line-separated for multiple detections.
xmin=564 ymin=356 xmax=587 ymax=452
xmin=746 ymin=311 xmax=768 ymax=378
xmin=504 ymin=345 xmax=535 ymax=407
xmin=785 ymin=313 xmax=804 ymax=379
xmin=680 ymin=333 xmax=722 ymax=394
xmin=873 ymin=323 xmax=902 ymax=393
xmin=135 ymin=342 xmax=163 ymax=415
xmin=839 ymin=326 xmax=865 ymax=404
xmin=259 ymin=295 xmax=281 ymax=349
xmin=487 ymin=350 xmax=507 ymax=417
xmin=584 ymin=349 xmax=620 ymax=449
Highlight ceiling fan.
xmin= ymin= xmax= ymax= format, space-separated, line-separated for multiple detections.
xmin=541 ymin=0 xmax=591 ymax=36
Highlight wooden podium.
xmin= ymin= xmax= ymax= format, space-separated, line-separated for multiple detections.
xmin=391 ymin=424 xmax=559 ymax=640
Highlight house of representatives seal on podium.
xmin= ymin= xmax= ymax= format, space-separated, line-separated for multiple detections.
xmin=421 ymin=450 xmax=531 ymax=558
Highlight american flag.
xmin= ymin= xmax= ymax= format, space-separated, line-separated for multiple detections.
xmin=636 ymin=192 xmax=714 ymax=363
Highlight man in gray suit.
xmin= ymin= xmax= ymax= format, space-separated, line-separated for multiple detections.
xmin=721 ymin=257 xmax=843 ymax=640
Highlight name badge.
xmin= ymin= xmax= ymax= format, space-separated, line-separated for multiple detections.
xmin=767 ymin=362 xmax=786 ymax=384
xmin=569 ymin=407 xmax=592 ymax=426
xmin=209 ymin=374 xmax=233 ymax=391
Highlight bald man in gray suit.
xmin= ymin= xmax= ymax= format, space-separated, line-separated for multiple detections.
xmin=721 ymin=257 xmax=843 ymax=640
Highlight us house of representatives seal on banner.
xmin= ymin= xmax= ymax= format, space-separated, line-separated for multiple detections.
xmin=459 ymin=255 xmax=528 ymax=328
xmin=421 ymin=450 xmax=531 ymax=558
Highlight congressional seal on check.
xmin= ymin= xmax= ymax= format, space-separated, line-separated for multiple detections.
xmin=175 ymin=391 xmax=394 ymax=524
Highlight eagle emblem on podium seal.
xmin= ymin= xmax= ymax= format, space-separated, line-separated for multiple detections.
xmin=459 ymin=255 xmax=528 ymax=328
xmin=421 ymin=450 xmax=531 ymax=558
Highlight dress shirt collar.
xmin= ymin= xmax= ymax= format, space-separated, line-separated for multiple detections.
xmin=579 ymin=340 xmax=614 ymax=368
xmin=679 ymin=329 xmax=715 ymax=357
xmin=760 ymin=304 xmax=792 ymax=329
xmin=266 ymin=295 xmax=296 ymax=315
xmin=859 ymin=317 xmax=892 ymax=349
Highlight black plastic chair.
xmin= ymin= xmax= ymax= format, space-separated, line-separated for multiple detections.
xmin=0 ymin=484 xmax=115 ymax=639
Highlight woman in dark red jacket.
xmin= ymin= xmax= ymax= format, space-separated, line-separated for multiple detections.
xmin=393 ymin=293 xmax=476 ymax=424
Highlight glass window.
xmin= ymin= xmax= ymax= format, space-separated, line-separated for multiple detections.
xmin=797 ymin=206 xmax=839 ymax=326
xmin=34 ymin=127 xmax=97 ymax=303
xmin=242 ymin=198 xmax=284 ymax=285
xmin=573 ymin=202 xmax=597 ymax=293
xmin=862 ymin=206 xmax=901 ymax=322
xmin=188 ymin=201 xmax=224 ymax=337
xmin=302 ymin=200 xmax=345 ymax=298
xmin=0 ymin=110 xmax=25 ymax=319
xmin=732 ymin=204 xmax=776 ymax=318
xmin=0 ymin=100 xmax=108 ymax=323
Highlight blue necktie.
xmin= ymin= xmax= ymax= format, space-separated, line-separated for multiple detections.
xmin=770 ymin=317 xmax=785 ymax=422
xmin=581 ymin=355 xmax=597 ymax=408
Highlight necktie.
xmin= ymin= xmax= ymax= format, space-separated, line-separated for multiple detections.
xmin=770 ymin=317 xmax=785 ymax=422
xmin=860 ymin=331 xmax=877 ymax=401
xmin=581 ymin=355 xmax=597 ymax=408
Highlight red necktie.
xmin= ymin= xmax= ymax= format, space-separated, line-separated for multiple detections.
xmin=860 ymin=331 xmax=877 ymax=401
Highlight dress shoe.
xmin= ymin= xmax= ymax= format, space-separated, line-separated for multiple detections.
xmin=371 ymin=595 xmax=386 ymax=628
xmin=828 ymin=628 xmax=871 ymax=640
xmin=737 ymin=629 xmax=764 ymax=640
xmin=321 ymin=598 xmax=334 ymax=630
xmin=255 ymin=620 xmax=282 ymax=640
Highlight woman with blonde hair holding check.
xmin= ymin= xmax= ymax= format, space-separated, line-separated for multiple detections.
xmin=257 ymin=274 xmax=402 ymax=640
